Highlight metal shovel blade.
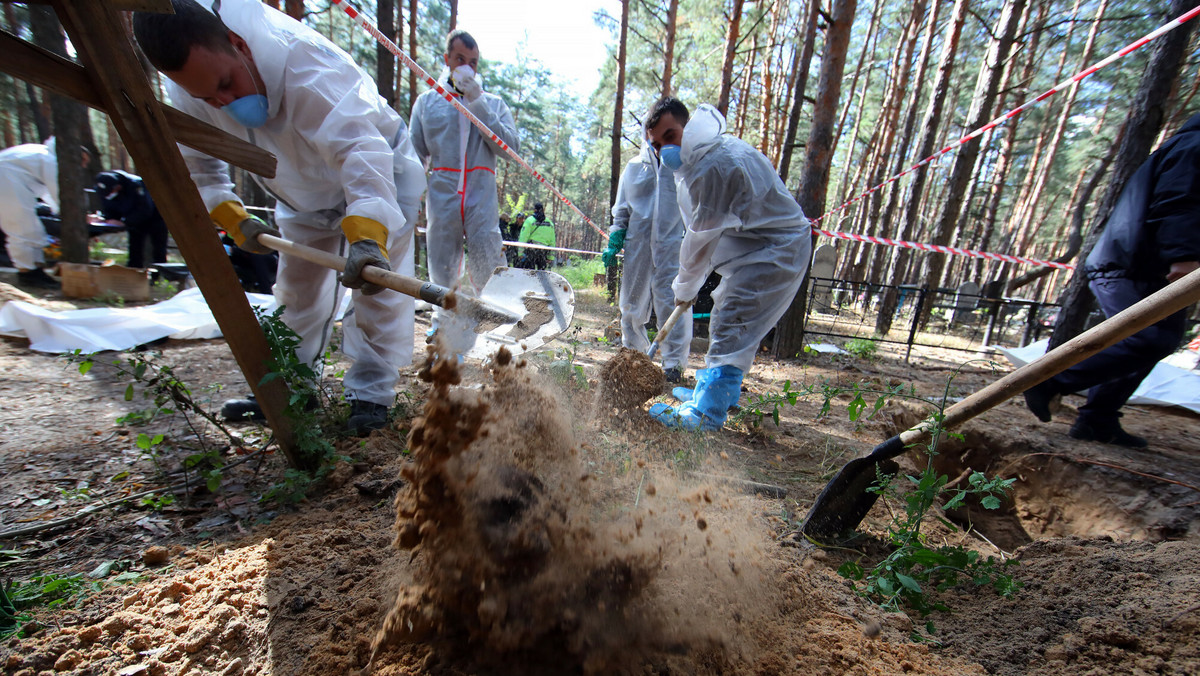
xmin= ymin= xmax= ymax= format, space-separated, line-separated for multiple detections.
xmin=458 ymin=267 xmax=575 ymax=360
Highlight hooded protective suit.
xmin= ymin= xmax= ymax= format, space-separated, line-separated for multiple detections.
xmin=168 ymin=0 xmax=426 ymax=407
xmin=611 ymin=143 xmax=692 ymax=370
xmin=409 ymin=67 xmax=520 ymax=304
xmin=0 ymin=143 xmax=57 ymax=270
xmin=671 ymin=104 xmax=812 ymax=372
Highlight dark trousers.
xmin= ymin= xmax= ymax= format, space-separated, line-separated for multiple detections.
xmin=1050 ymin=276 xmax=1186 ymax=421
xmin=127 ymin=216 xmax=169 ymax=268
xmin=518 ymin=248 xmax=550 ymax=270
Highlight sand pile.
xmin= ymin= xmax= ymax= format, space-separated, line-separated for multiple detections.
xmin=596 ymin=347 xmax=664 ymax=410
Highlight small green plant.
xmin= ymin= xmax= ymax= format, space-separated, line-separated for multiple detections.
xmin=135 ymin=432 xmax=167 ymax=474
xmin=138 ymin=493 xmax=176 ymax=511
xmin=545 ymin=327 xmax=589 ymax=390
xmin=1 ymin=574 xmax=88 ymax=639
xmin=58 ymin=486 xmax=91 ymax=501
xmin=844 ymin=338 xmax=879 ymax=360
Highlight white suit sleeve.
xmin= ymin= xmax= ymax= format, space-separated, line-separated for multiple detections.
xmin=610 ymin=164 xmax=632 ymax=233
xmin=39 ymin=153 xmax=59 ymax=211
xmin=671 ymin=164 xmax=746 ymax=303
xmin=284 ymin=47 xmax=405 ymax=236
xmin=409 ymin=94 xmax=430 ymax=164
xmin=468 ymin=95 xmax=521 ymax=157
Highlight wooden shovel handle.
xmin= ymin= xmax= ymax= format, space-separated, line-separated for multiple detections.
xmin=257 ymin=233 xmax=450 ymax=307
xmin=654 ymin=302 xmax=693 ymax=347
xmin=898 ymin=268 xmax=1200 ymax=446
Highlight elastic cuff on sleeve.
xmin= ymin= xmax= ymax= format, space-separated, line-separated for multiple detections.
xmin=341 ymin=216 xmax=390 ymax=260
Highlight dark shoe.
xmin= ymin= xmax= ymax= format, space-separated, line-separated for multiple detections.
xmin=347 ymin=400 xmax=389 ymax=436
xmin=17 ymin=268 xmax=59 ymax=289
xmin=1068 ymin=415 xmax=1148 ymax=448
xmin=664 ymin=366 xmax=683 ymax=384
xmin=221 ymin=396 xmax=265 ymax=422
xmin=1022 ymin=381 xmax=1061 ymax=423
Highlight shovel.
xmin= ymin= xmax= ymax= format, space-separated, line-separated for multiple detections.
xmin=801 ymin=268 xmax=1200 ymax=539
xmin=648 ymin=301 xmax=693 ymax=359
xmin=257 ymin=233 xmax=575 ymax=359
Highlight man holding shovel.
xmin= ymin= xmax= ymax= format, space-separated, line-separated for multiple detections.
xmin=603 ymin=138 xmax=692 ymax=384
xmin=133 ymin=0 xmax=426 ymax=435
xmin=1023 ymin=112 xmax=1200 ymax=447
xmin=644 ymin=98 xmax=812 ymax=431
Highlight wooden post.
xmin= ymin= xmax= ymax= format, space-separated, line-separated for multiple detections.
xmin=45 ymin=0 xmax=302 ymax=467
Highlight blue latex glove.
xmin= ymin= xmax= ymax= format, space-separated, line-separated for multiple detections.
xmin=650 ymin=365 xmax=743 ymax=431
xmin=602 ymin=228 xmax=627 ymax=267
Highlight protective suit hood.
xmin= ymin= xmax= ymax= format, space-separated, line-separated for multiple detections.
xmin=680 ymin=104 xmax=726 ymax=168
xmin=205 ymin=0 xmax=305 ymax=120
xmin=637 ymin=141 xmax=657 ymax=166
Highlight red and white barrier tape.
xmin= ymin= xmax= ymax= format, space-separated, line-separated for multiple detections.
xmin=331 ymin=0 xmax=608 ymax=241
xmin=501 ymin=240 xmax=611 ymax=257
xmin=812 ymin=227 xmax=1074 ymax=270
xmin=816 ymin=3 xmax=1200 ymax=224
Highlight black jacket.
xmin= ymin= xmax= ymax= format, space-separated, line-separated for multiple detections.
xmin=97 ymin=170 xmax=160 ymax=229
xmin=1085 ymin=112 xmax=1200 ymax=283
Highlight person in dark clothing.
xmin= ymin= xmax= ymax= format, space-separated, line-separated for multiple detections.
xmin=94 ymin=170 xmax=170 ymax=268
xmin=1023 ymin=112 xmax=1200 ymax=448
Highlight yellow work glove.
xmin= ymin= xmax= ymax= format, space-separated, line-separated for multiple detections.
xmin=340 ymin=216 xmax=390 ymax=295
xmin=210 ymin=201 xmax=279 ymax=255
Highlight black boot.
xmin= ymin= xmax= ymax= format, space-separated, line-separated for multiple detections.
xmin=1068 ymin=413 xmax=1148 ymax=448
xmin=347 ymin=400 xmax=389 ymax=436
xmin=1022 ymin=380 xmax=1061 ymax=423
xmin=221 ymin=395 xmax=265 ymax=422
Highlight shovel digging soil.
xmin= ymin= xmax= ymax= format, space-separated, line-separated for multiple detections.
xmin=597 ymin=303 xmax=691 ymax=410
xmin=801 ymin=267 xmax=1200 ymax=539
xmin=257 ymin=233 xmax=574 ymax=359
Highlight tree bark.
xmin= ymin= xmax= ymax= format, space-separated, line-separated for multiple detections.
xmin=662 ymin=0 xmax=679 ymax=97
xmin=408 ymin=0 xmax=418 ymax=116
xmin=284 ymin=0 xmax=303 ymax=21
xmin=377 ymin=0 xmax=396 ymax=110
xmin=607 ymin=0 xmax=630 ymax=301
xmin=916 ymin=0 xmax=1027 ymax=324
xmin=716 ymin=0 xmax=747 ymax=117
xmin=874 ymin=0 xmax=967 ymax=335
xmin=29 ymin=6 xmax=89 ymax=264
xmin=1047 ymin=0 xmax=1197 ymax=350
xmin=779 ymin=0 xmax=818 ymax=183
xmin=771 ymin=0 xmax=858 ymax=358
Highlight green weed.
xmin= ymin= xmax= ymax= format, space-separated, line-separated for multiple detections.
xmin=844 ymin=337 xmax=879 ymax=360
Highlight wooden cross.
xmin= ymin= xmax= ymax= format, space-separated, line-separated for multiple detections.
xmin=0 ymin=0 xmax=305 ymax=466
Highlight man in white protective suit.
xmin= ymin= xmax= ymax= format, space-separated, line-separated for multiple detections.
xmin=602 ymin=140 xmax=692 ymax=384
xmin=644 ymin=98 xmax=812 ymax=431
xmin=0 ymin=139 xmax=87 ymax=289
xmin=132 ymin=0 xmax=426 ymax=435
xmin=409 ymin=29 xmax=520 ymax=334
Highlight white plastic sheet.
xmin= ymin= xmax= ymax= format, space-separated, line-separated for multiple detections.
xmin=0 ymin=287 xmax=346 ymax=354
xmin=999 ymin=339 xmax=1200 ymax=415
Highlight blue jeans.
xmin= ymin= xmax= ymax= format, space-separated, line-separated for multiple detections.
xmin=1050 ymin=276 xmax=1186 ymax=421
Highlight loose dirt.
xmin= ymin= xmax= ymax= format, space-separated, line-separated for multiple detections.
xmin=596 ymin=347 xmax=664 ymax=410
xmin=2 ymin=287 xmax=1198 ymax=674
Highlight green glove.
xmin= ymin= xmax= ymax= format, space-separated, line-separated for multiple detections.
xmin=602 ymin=228 xmax=627 ymax=267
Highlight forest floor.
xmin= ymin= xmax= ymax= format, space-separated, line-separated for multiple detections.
xmin=1 ymin=278 xmax=1198 ymax=675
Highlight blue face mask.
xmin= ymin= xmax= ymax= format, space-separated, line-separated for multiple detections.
xmin=223 ymin=53 xmax=269 ymax=128
xmin=659 ymin=144 xmax=683 ymax=171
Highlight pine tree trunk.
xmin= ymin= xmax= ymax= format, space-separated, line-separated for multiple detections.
xmin=377 ymin=0 xmax=396 ymax=109
xmin=916 ymin=0 xmax=1026 ymax=324
xmin=448 ymin=0 xmax=458 ymax=31
xmin=779 ymin=0 xmax=818 ymax=183
xmin=1047 ymin=0 xmax=1197 ymax=350
xmin=285 ymin=0 xmax=303 ymax=20
xmin=716 ymin=0 xmax=747 ymax=117
xmin=408 ymin=0 xmax=418 ymax=116
xmin=607 ymin=0 xmax=630 ymax=301
xmin=662 ymin=0 xmax=679 ymax=97
xmin=29 ymin=6 xmax=89 ymax=264
xmin=873 ymin=0 xmax=967 ymax=335
xmin=771 ymin=0 xmax=858 ymax=358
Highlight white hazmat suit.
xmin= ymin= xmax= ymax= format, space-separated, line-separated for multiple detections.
xmin=671 ymin=104 xmax=812 ymax=373
xmin=0 ymin=143 xmax=57 ymax=270
xmin=409 ymin=68 xmax=519 ymax=305
xmin=611 ymin=143 xmax=692 ymax=370
xmin=168 ymin=0 xmax=426 ymax=407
